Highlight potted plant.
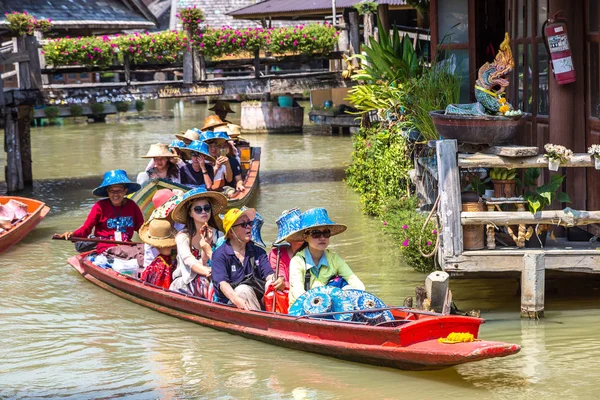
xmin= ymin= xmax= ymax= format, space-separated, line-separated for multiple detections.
xmin=588 ymin=144 xmax=600 ymax=170
xmin=489 ymin=168 xmax=517 ymax=198
xmin=544 ymin=143 xmax=573 ymax=171
xmin=522 ymin=168 xmax=571 ymax=247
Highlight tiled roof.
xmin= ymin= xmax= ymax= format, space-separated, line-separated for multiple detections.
xmin=0 ymin=0 xmax=155 ymax=28
xmin=229 ymin=0 xmax=408 ymax=17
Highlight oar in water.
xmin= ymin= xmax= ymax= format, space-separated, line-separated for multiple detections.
xmin=294 ymin=306 xmax=444 ymax=320
xmin=51 ymin=234 xmax=142 ymax=246
xmin=271 ymin=240 xmax=289 ymax=312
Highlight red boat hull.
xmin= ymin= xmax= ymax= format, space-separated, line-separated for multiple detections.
xmin=0 ymin=196 xmax=50 ymax=253
xmin=68 ymin=254 xmax=520 ymax=370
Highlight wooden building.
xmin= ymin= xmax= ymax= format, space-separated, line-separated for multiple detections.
xmin=429 ymin=0 xmax=599 ymax=213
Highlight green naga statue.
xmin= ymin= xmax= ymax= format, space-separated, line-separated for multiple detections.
xmin=446 ymin=33 xmax=520 ymax=116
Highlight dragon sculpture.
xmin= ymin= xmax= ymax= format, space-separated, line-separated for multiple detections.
xmin=445 ymin=33 xmax=516 ymax=116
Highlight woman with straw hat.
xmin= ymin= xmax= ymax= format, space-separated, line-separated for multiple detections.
xmin=56 ymin=170 xmax=144 ymax=257
xmin=287 ymin=208 xmax=365 ymax=306
xmin=137 ymin=143 xmax=181 ymax=185
xmin=201 ymin=115 xmax=228 ymax=132
xmin=139 ymin=218 xmax=178 ymax=289
xmin=169 ymin=187 xmax=228 ymax=297
xmin=211 ymin=207 xmax=285 ymax=310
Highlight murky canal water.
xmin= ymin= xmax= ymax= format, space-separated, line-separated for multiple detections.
xmin=1 ymin=100 xmax=599 ymax=399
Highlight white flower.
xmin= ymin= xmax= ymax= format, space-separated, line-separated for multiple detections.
xmin=588 ymin=144 xmax=600 ymax=158
xmin=544 ymin=143 xmax=573 ymax=163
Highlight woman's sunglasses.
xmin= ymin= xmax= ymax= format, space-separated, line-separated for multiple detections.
xmin=308 ymin=229 xmax=331 ymax=239
xmin=193 ymin=205 xmax=212 ymax=214
xmin=233 ymin=220 xmax=254 ymax=229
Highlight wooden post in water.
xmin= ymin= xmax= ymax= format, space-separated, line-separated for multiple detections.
xmin=436 ymin=140 xmax=463 ymax=264
xmin=5 ymin=107 xmax=24 ymax=192
xmin=253 ymin=49 xmax=261 ymax=79
xmin=521 ymin=253 xmax=545 ymax=319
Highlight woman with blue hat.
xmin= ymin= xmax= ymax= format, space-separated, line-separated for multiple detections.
xmin=287 ymin=208 xmax=365 ymax=306
xmin=201 ymin=130 xmax=232 ymax=193
xmin=178 ymin=140 xmax=218 ymax=189
xmin=57 ymin=170 xmax=144 ymax=256
xmin=268 ymin=209 xmax=305 ymax=283
xmin=214 ymin=130 xmax=245 ymax=195
xmin=168 ymin=187 xmax=228 ymax=297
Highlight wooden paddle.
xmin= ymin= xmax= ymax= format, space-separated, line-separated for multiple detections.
xmin=51 ymin=234 xmax=142 ymax=246
xmin=294 ymin=306 xmax=444 ymax=320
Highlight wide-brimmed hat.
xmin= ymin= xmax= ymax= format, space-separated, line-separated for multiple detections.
xmin=171 ymin=186 xmax=228 ymax=224
xmin=149 ymin=193 xmax=182 ymax=220
xmin=252 ymin=211 xmax=266 ymax=248
xmin=275 ymin=208 xmax=303 ymax=244
xmin=92 ymin=169 xmax=141 ymax=197
xmin=213 ymin=131 xmax=231 ymax=141
xmin=286 ymin=208 xmax=347 ymax=242
xmin=200 ymin=130 xmax=227 ymax=145
xmin=222 ymin=206 xmax=257 ymax=236
xmin=141 ymin=143 xmax=177 ymax=158
xmin=139 ymin=218 xmax=177 ymax=248
xmin=225 ymin=123 xmax=241 ymax=138
xmin=180 ymin=140 xmax=215 ymax=161
xmin=209 ymin=101 xmax=235 ymax=113
xmin=175 ymin=129 xmax=200 ymax=144
xmin=152 ymin=189 xmax=175 ymax=210
xmin=201 ymin=115 xmax=227 ymax=131
xmin=169 ymin=140 xmax=188 ymax=152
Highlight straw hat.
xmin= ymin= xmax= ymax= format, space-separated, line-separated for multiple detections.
xmin=209 ymin=100 xmax=235 ymax=113
xmin=175 ymin=129 xmax=200 ymax=144
xmin=141 ymin=143 xmax=177 ymax=158
xmin=139 ymin=218 xmax=177 ymax=248
xmin=226 ymin=124 xmax=241 ymax=137
xmin=286 ymin=208 xmax=347 ymax=242
xmin=222 ymin=206 xmax=256 ymax=237
xmin=171 ymin=186 xmax=228 ymax=224
xmin=201 ymin=115 xmax=227 ymax=131
xmin=92 ymin=169 xmax=141 ymax=197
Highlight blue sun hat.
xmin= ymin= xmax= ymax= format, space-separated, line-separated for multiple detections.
xmin=274 ymin=208 xmax=303 ymax=244
xmin=288 ymin=286 xmax=354 ymax=321
xmin=180 ymin=140 xmax=215 ymax=162
xmin=200 ymin=130 xmax=227 ymax=145
xmin=213 ymin=131 xmax=231 ymax=141
xmin=286 ymin=208 xmax=347 ymax=242
xmin=342 ymin=289 xmax=393 ymax=325
xmin=169 ymin=139 xmax=188 ymax=152
xmin=251 ymin=211 xmax=266 ymax=248
xmin=93 ymin=170 xmax=141 ymax=197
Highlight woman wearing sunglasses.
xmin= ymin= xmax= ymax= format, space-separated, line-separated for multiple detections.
xmin=169 ymin=187 xmax=228 ymax=297
xmin=287 ymin=208 xmax=365 ymax=307
xmin=212 ymin=207 xmax=285 ymax=310
xmin=178 ymin=140 xmax=218 ymax=189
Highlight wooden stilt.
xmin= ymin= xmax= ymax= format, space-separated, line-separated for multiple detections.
xmin=436 ymin=140 xmax=463 ymax=261
xmin=521 ymin=253 xmax=545 ymax=319
xmin=17 ymin=105 xmax=33 ymax=186
xmin=5 ymin=107 xmax=24 ymax=192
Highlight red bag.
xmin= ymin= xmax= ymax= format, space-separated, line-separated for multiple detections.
xmin=264 ymin=284 xmax=289 ymax=314
xmin=141 ymin=255 xmax=174 ymax=290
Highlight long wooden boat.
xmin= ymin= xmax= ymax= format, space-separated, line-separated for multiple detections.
xmin=68 ymin=253 xmax=520 ymax=371
xmin=0 ymin=196 xmax=50 ymax=253
xmin=131 ymin=147 xmax=261 ymax=218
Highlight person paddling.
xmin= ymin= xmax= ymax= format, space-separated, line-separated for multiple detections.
xmin=57 ymin=170 xmax=144 ymax=257
xmin=287 ymin=208 xmax=365 ymax=306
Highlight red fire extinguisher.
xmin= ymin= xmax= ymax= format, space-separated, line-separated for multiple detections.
xmin=542 ymin=11 xmax=576 ymax=85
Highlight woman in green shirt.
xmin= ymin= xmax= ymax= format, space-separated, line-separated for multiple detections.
xmin=287 ymin=208 xmax=365 ymax=306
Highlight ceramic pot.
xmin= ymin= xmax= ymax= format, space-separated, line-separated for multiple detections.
xmin=548 ymin=158 xmax=560 ymax=171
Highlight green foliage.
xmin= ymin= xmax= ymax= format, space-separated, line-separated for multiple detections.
xmin=5 ymin=11 xmax=51 ymax=36
xmin=44 ymin=106 xmax=60 ymax=119
xmin=354 ymin=2 xmax=378 ymax=15
xmin=346 ymin=125 xmax=413 ymax=216
xmin=115 ymin=101 xmax=130 ymax=113
xmin=135 ymin=100 xmax=145 ymax=113
xmin=116 ymin=30 xmax=187 ymax=64
xmin=69 ymin=104 xmax=84 ymax=117
xmin=382 ymin=197 xmax=438 ymax=274
xmin=90 ymin=102 xmax=105 ymax=117
xmin=177 ymin=6 xmax=204 ymax=34
xmin=522 ymin=168 xmax=571 ymax=213
xmin=406 ymin=0 xmax=430 ymax=17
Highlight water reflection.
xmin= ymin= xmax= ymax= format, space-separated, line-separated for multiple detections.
xmin=1 ymin=100 xmax=600 ymax=398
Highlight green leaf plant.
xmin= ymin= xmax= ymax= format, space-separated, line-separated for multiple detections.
xmin=522 ymin=168 xmax=571 ymax=214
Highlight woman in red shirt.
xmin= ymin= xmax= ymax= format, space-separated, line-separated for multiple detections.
xmin=57 ymin=170 xmax=144 ymax=255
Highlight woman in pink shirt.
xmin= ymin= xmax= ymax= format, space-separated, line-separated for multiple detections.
xmin=268 ymin=209 xmax=305 ymax=283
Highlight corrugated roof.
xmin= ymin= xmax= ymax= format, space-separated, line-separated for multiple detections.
xmin=0 ymin=0 xmax=155 ymax=28
xmin=230 ymin=0 xmax=408 ymax=17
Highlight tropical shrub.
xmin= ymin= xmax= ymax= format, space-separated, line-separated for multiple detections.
xmin=135 ymin=100 xmax=145 ymax=113
xmin=90 ymin=102 xmax=106 ymax=117
xmin=115 ymin=31 xmax=187 ymax=64
xmin=5 ymin=11 xmax=51 ymax=36
xmin=115 ymin=101 xmax=130 ymax=113
xmin=70 ymin=104 xmax=84 ymax=117
xmin=43 ymin=35 xmax=117 ymax=67
xmin=177 ymin=6 xmax=204 ymax=34
xmin=44 ymin=106 xmax=60 ymax=120
xmin=266 ymin=23 xmax=338 ymax=56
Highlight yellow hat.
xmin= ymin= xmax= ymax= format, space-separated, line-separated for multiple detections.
xmin=222 ymin=206 xmax=256 ymax=236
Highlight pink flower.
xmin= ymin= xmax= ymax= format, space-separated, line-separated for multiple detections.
xmin=402 ymin=225 xmax=408 ymax=230
xmin=293 ymin=40 xmax=298 ymax=46
xmin=383 ymin=221 xmax=388 ymax=226
xmin=402 ymin=239 xmax=409 ymax=247
xmin=432 ymin=229 xmax=437 ymax=235
xmin=427 ymin=241 xmax=433 ymax=246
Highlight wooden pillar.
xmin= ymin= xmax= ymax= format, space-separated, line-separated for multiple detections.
xmin=14 ymin=37 xmax=31 ymax=89
xmin=169 ymin=0 xmax=180 ymax=30
xmin=17 ymin=105 xmax=33 ymax=186
xmin=436 ymin=139 xmax=463 ymax=263
xmin=253 ymin=49 xmax=261 ymax=79
xmin=5 ymin=107 xmax=24 ymax=192
xmin=521 ymin=253 xmax=545 ymax=318
xmin=33 ymin=32 xmax=48 ymax=86
xmin=548 ymin=0 xmax=586 ymax=210
xmin=348 ymin=11 xmax=360 ymax=67
xmin=377 ymin=4 xmax=390 ymax=37
xmin=363 ymin=13 xmax=375 ymax=47
xmin=183 ymin=50 xmax=192 ymax=84
xmin=123 ymin=54 xmax=131 ymax=84
xmin=25 ymin=35 xmax=42 ymax=89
